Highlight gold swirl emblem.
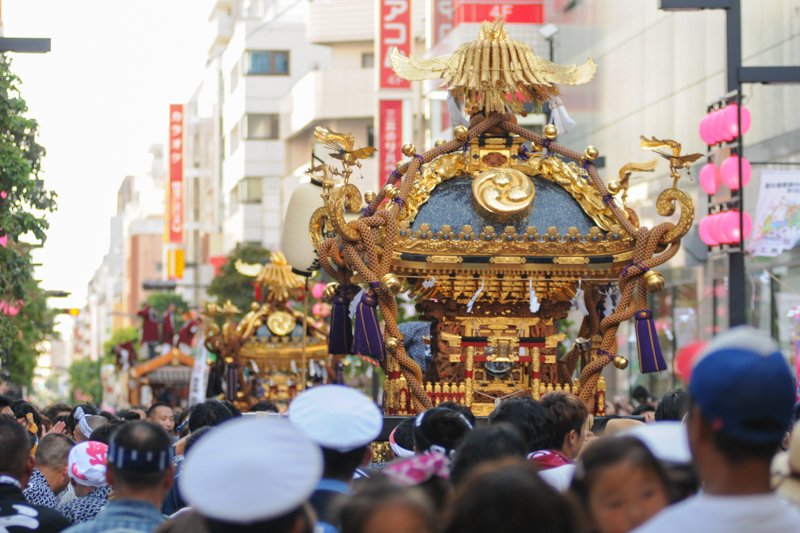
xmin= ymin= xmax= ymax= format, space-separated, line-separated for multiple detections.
xmin=267 ymin=311 xmax=296 ymax=337
xmin=472 ymin=168 xmax=535 ymax=220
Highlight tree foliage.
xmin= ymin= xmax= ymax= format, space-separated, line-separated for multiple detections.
xmin=145 ymin=292 xmax=189 ymax=315
xmin=102 ymin=327 xmax=139 ymax=364
xmin=68 ymin=358 xmax=102 ymax=404
xmin=0 ymin=55 xmax=57 ymax=387
xmin=207 ymin=244 xmax=270 ymax=311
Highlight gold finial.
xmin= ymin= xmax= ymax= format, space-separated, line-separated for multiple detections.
xmin=381 ymin=273 xmax=402 ymax=295
xmin=544 ymin=124 xmax=558 ymax=140
xmin=434 ymin=139 xmax=446 ymax=147
xmin=613 ymin=356 xmax=629 ymax=370
xmin=644 ymin=270 xmax=666 ymax=292
xmin=386 ymin=337 xmax=400 ymax=354
xmin=585 ymin=146 xmax=599 ymax=160
xmin=383 ymin=183 xmax=399 ymax=199
xmin=454 ymin=125 xmax=469 ymax=142
xmin=390 ymin=19 xmax=596 ymax=115
xmin=364 ymin=191 xmax=377 ymax=204
xmin=607 ymin=180 xmax=621 ymax=194
xmin=401 ymin=143 xmax=416 ymax=157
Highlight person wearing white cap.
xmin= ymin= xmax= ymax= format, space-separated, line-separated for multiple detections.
xmin=57 ymin=442 xmax=110 ymax=524
xmin=634 ymin=327 xmax=800 ymax=532
xmin=155 ymin=416 xmax=322 ymax=532
xmin=288 ymin=385 xmax=382 ymax=533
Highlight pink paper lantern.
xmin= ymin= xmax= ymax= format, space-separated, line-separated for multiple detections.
xmin=699 ymin=216 xmax=719 ymax=246
xmin=722 ymin=210 xmax=753 ymax=243
xmin=709 ymin=212 xmax=731 ymax=244
xmin=720 ymin=155 xmax=752 ymax=190
xmin=699 ymin=114 xmax=716 ymax=145
xmin=311 ymin=282 xmax=326 ymax=300
xmin=722 ymin=104 xmax=751 ymax=138
xmin=0 ymin=234 xmax=7 ymax=248
xmin=312 ymin=302 xmax=331 ymax=318
xmin=708 ymin=109 xmax=727 ymax=144
xmin=698 ymin=163 xmax=720 ymax=195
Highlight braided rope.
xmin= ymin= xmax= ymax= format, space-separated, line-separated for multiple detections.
xmin=500 ymin=120 xmax=682 ymax=409
xmin=316 ymin=113 xmax=508 ymax=412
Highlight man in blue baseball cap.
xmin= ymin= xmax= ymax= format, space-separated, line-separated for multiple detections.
xmin=636 ymin=326 xmax=800 ymax=532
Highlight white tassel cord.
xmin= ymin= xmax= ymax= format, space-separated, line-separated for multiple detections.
xmin=547 ymin=96 xmax=577 ymax=134
xmin=529 ymin=279 xmax=541 ymax=313
xmin=572 ymin=279 xmax=589 ymax=316
xmin=466 ymin=279 xmax=485 ymax=313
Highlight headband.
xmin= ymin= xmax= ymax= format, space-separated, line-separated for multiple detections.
xmin=108 ymin=442 xmax=174 ymax=473
xmin=75 ymin=407 xmax=93 ymax=439
xmin=388 ymin=427 xmax=415 ymax=459
xmin=414 ymin=409 xmax=473 ymax=458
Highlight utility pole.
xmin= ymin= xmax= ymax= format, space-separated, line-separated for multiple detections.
xmin=660 ymin=0 xmax=800 ymax=328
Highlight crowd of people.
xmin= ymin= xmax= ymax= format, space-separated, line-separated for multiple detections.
xmin=1 ymin=326 xmax=800 ymax=532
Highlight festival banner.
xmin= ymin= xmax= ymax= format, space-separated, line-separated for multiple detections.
xmin=748 ymin=170 xmax=800 ymax=257
xmin=167 ymin=104 xmax=185 ymax=244
xmin=188 ymin=343 xmax=210 ymax=407
xmin=378 ymin=0 xmax=411 ymax=90
xmin=378 ymin=100 xmax=403 ymax=187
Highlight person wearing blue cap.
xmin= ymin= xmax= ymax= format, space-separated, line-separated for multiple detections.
xmin=635 ymin=327 xmax=800 ymax=532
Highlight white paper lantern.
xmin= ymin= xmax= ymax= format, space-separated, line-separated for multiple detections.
xmin=281 ymin=179 xmax=325 ymax=276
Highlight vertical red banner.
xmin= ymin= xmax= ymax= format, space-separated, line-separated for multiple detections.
xmin=379 ymin=0 xmax=411 ymax=89
xmin=168 ymin=104 xmax=184 ymax=244
xmin=379 ymin=100 xmax=403 ymax=187
xmin=431 ymin=0 xmax=453 ymax=47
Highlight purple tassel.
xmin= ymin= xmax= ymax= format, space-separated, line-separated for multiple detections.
xmin=352 ymin=288 xmax=385 ymax=362
xmin=635 ymin=310 xmax=667 ymax=373
xmin=328 ymin=286 xmax=354 ymax=355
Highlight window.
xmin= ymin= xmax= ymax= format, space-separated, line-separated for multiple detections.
xmin=245 ymin=114 xmax=280 ymax=140
xmin=235 ymin=177 xmax=263 ymax=204
xmin=361 ymin=52 xmax=374 ymax=69
xmin=246 ymin=50 xmax=290 ymax=75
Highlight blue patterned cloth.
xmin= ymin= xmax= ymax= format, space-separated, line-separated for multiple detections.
xmin=58 ymin=486 xmax=110 ymax=523
xmin=23 ymin=468 xmax=60 ymax=509
xmin=62 ymin=499 xmax=165 ymax=533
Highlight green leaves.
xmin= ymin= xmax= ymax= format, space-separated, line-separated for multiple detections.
xmin=0 ymin=54 xmax=56 ymax=388
xmin=207 ymin=244 xmax=270 ymax=311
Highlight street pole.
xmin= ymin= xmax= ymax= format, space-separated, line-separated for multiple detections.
xmin=661 ymin=0 xmax=800 ymax=329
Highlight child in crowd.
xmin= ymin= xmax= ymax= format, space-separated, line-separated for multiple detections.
xmin=570 ymin=436 xmax=670 ymax=533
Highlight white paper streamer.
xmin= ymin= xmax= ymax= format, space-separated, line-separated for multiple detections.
xmin=547 ymin=96 xmax=577 ymax=134
xmin=603 ymin=288 xmax=616 ymax=318
xmin=422 ymin=277 xmax=436 ymax=289
xmin=528 ymin=279 xmax=541 ymax=313
xmin=349 ymin=288 xmax=364 ymax=318
xmin=572 ymin=279 xmax=589 ymax=316
xmin=466 ymin=279 xmax=485 ymax=313
xmin=447 ymin=93 xmax=469 ymax=128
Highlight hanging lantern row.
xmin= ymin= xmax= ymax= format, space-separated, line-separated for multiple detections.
xmin=699 ymin=104 xmax=751 ymax=146
xmin=698 ymin=210 xmax=752 ymax=246
xmin=698 ymin=155 xmax=752 ymax=194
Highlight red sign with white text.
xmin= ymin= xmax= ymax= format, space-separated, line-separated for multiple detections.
xmin=379 ymin=100 xmax=403 ymax=187
xmin=431 ymin=0 xmax=453 ymax=47
xmin=168 ymin=104 xmax=184 ymax=244
xmin=379 ymin=0 xmax=411 ymax=90
xmin=453 ymin=1 xmax=543 ymax=26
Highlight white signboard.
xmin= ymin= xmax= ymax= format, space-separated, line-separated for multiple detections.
xmin=749 ymin=170 xmax=800 ymax=257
